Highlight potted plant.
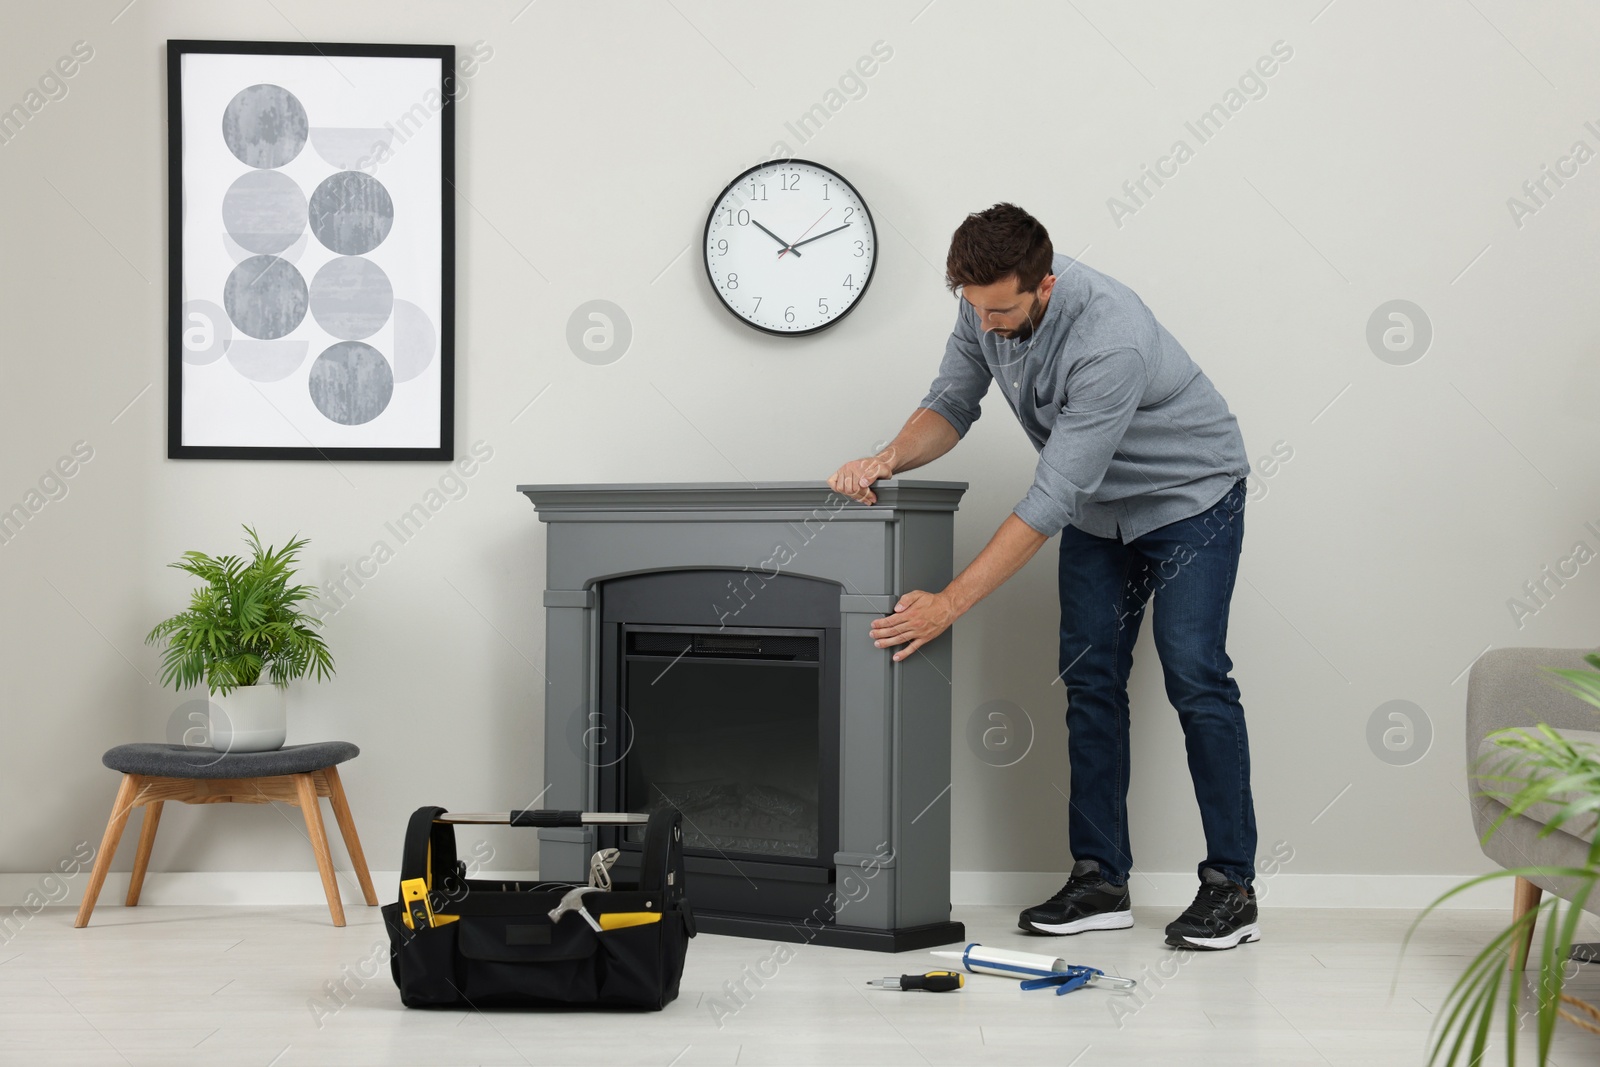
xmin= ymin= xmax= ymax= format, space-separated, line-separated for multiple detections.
xmin=1406 ymin=653 xmax=1600 ymax=1064
xmin=145 ymin=526 xmax=334 ymax=752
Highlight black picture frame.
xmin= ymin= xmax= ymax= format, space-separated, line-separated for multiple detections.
xmin=166 ymin=39 xmax=456 ymax=461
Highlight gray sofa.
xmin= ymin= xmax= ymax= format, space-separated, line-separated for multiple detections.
xmin=1466 ymin=646 xmax=1600 ymax=964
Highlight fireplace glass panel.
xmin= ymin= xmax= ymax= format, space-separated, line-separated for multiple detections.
xmin=621 ymin=651 xmax=821 ymax=860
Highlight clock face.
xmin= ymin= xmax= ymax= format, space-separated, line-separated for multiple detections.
xmin=703 ymin=159 xmax=877 ymax=336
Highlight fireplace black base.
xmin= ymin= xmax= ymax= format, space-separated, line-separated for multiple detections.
xmin=692 ymin=911 xmax=967 ymax=953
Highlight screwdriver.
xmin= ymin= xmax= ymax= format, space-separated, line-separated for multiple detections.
xmin=866 ymin=970 xmax=964 ymax=992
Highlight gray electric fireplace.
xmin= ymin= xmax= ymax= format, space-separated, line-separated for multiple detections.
xmin=518 ymin=480 xmax=967 ymax=951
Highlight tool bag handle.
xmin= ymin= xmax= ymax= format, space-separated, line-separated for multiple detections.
xmin=397 ymin=805 xmax=694 ymax=937
xmin=399 ymin=807 xmax=684 ymax=897
xmin=398 ymin=805 xmax=458 ymax=896
xmin=637 ymin=807 xmax=687 ymax=906
xmin=431 ymin=810 xmax=651 ymax=827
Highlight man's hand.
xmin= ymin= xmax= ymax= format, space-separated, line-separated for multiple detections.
xmin=828 ymin=454 xmax=895 ymax=504
xmin=866 ymin=515 xmax=1050 ymax=663
xmin=870 ymin=590 xmax=959 ymax=662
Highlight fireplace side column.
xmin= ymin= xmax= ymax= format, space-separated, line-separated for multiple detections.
xmin=537 ymin=587 xmax=596 ymax=882
xmin=834 ymin=592 xmax=899 ymax=931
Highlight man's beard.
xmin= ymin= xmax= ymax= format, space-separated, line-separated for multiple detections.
xmin=996 ymin=294 xmax=1046 ymax=341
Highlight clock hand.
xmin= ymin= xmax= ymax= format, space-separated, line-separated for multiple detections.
xmin=786 ymin=222 xmax=851 ymax=251
xmin=777 ymin=208 xmax=832 ymax=260
xmin=751 ymin=219 xmax=801 ymax=257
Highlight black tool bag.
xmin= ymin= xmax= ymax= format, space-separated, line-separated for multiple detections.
xmin=382 ymin=807 xmax=695 ymax=1010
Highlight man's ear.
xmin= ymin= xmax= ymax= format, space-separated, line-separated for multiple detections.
xmin=1036 ymin=274 xmax=1057 ymax=301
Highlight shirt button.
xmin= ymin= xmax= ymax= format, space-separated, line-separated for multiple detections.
xmin=1012 ymin=381 xmax=1019 ymax=387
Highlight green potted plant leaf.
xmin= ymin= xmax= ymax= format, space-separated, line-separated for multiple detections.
xmin=145 ymin=525 xmax=335 ymax=752
xmin=1404 ymin=653 xmax=1600 ymax=1064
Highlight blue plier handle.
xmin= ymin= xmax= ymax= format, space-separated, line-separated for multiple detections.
xmin=1020 ymin=966 xmax=1102 ymax=995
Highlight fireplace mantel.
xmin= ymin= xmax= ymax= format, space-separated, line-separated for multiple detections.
xmin=520 ymin=480 xmax=968 ymax=517
xmin=519 ymin=479 xmax=968 ymax=951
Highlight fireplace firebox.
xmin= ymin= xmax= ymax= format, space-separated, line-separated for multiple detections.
xmin=596 ymin=569 xmax=841 ymax=925
xmin=519 ymin=481 xmax=968 ymax=951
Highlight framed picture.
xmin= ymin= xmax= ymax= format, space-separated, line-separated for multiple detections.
xmin=167 ymin=40 xmax=455 ymax=461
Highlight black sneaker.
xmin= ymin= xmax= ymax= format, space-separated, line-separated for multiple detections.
xmin=1164 ymin=868 xmax=1261 ymax=950
xmin=1017 ymin=859 xmax=1134 ymax=935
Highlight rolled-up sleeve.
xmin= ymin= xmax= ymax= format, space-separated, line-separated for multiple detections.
xmin=1013 ymin=348 xmax=1148 ymax=537
xmin=917 ymin=303 xmax=990 ymax=438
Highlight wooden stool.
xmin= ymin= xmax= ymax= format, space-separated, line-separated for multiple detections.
xmin=76 ymin=741 xmax=379 ymax=928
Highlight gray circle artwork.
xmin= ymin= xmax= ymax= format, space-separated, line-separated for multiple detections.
xmin=1366 ymin=300 xmax=1433 ymax=366
xmin=221 ymin=84 xmax=308 ymax=169
xmin=308 ymin=171 xmax=395 ymax=255
xmin=965 ymin=699 xmax=1035 ymax=768
xmin=221 ymin=170 xmax=307 ymax=255
xmin=565 ymin=299 xmax=633 ymax=365
xmin=391 ymin=299 xmax=436 ymax=382
xmin=309 ymin=256 xmax=394 ymax=340
xmin=308 ymin=341 xmax=395 ymax=425
xmin=180 ymin=299 xmax=231 ymax=365
xmin=223 ymin=255 xmax=308 ymax=340
xmin=1366 ymin=699 xmax=1433 ymax=766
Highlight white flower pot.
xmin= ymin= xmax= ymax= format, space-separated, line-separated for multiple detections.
xmin=210 ymin=683 xmax=287 ymax=752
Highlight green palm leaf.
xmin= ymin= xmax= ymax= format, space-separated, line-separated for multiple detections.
xmin=1403 ymin=659 xmax=1600 ymax=1066
xmin=144 ymin=525 xmax=335 ymax=696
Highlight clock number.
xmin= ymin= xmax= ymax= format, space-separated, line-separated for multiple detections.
xmin=844 ymin=207 xmax=854 ymax=223
xmin=842 ymin=275 xmax=854 ymax=290
xmin=822 ymin=184 xmax=830 ymax=200
xmin=715 ymin=239 xmax=728 ymax=255
xmin=724 ymin=208 xmax=750 ymax=226
xmin=784 ymin=306 xmax=795 ymax=323
xmin=853 ymin=240 xmax=864 ymax=257
xmin=752 ymin=297 xmax=762 ymax=313
xmin=780 ymin=172 xmax=800 ymax=192
xmin=726 ymin=273 xmax=738 ymax=290
xmin=818 ymin=298 xmax=829 ymax=316
xmin=748 ymin=182 xmax=767 ymax=201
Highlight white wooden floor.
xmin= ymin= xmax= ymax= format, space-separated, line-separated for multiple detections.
xmin=6 ymin=903 xmax=1599 ymax=1066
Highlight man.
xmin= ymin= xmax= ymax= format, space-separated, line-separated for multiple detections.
xmin=827 ymin=203 xmax=1259 ymax=951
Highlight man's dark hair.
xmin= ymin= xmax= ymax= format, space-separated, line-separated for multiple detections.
xmin=945 ymin=203 xmax=1053 ymax=295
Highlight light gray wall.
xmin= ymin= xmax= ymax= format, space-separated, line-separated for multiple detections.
xmin=2 ymin=0 xmax=1597 ymax=890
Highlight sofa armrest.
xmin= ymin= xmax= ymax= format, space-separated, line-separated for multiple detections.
xmin=1466 ymin=646 xmax=1600 ymax=751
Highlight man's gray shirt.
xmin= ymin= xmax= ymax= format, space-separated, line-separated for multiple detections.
xmin=919 ymin=253 xmax=1249 ymax=543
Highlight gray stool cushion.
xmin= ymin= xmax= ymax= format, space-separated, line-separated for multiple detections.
xmin=102 ymin=741 xmax=359 ymax=779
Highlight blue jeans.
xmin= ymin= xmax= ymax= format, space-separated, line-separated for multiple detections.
xmin=1056 ymin=477 xmax=1256 ymax=888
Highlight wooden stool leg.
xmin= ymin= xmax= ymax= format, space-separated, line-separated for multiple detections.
xmin=322 ymin=765 xmax=378 ymax=907
xmin=1511 ymin=875 xmax=1543 ymax=970
xmin=125 ymin=801 xmax=164 ymax=907
xmin=75 ymin=774 xmax=142 ymax=928
xmin=294 ymin=772 xmax=345 ymax=927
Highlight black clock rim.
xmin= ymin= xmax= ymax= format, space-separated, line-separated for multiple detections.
xmin=701 ymin=157 xmax=878 ymax=338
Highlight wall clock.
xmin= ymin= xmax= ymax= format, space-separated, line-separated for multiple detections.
xmin=703 ymin=159 xmax=877 ymax=336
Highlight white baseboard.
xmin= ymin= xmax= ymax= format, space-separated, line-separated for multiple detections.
xmin=5 ymin=869 xmax=1510 ymax=910
xmin=952 ymin=871 xmax=1511 ymax=910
